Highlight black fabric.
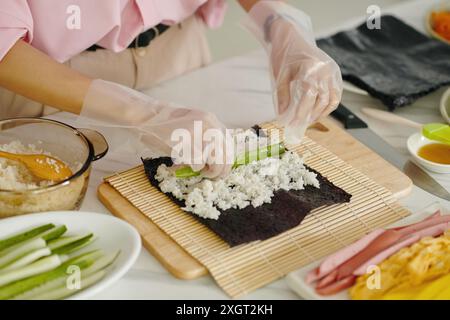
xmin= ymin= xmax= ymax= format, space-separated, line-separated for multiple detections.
xmin=317 ymin=15 xmax=450 ymax=110
xmin=87 ymin=24 xmax=170 ymax=51
xmin=142 ymin=157 xmax=351 ymax=247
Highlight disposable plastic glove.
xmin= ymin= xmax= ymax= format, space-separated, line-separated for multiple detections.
xmin=80 ymin=79 xmax=233 ymax=178
xmin=243 ymin=1 xmax=343 ymax=144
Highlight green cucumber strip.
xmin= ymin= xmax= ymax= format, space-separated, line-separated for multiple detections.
xmin=41 ymin=225 xmax=67 ymax=242
xmin=174 ymin=143 xmax=286 ymax=178
xmin=1 ymin=248 xmax=51 ymax=272
xmin=12 ymin=275 xmax=67 ymax=300
xmin=12 ymin=250 xmax=119 ymax=300
xmin=0 ymin=225 xmax=65 ymax=266
xmin=0 ymin=250 xmax=103 ymax=300
xmin=64 ymin=237 xmax=96 ymax=256
xmin=48 ymin=234 xmax=91 ymax=251
xmin=233 ymin=143 xmax=286 ymax=168
xmin=0 ymin=224 xmax=54 ymax=252
xmin=28 ymin=270 xmax=106 ymax=300
xmin=174 ymin=166 xmax=201 ymax=178
xmin=66 ymin=250 xmax=103 ymax=265
xmin=51 ymin=234 xmax=94 ymax=255
xmin=47 ymin=236 xmax=79 ymax=250
xmin=81 ymin=250 xmax=119 ymax=275
xmin=0 ymin=237 xmax=46 ymax=258
xmin=0 ymin=254 xmax=63 ymax=287
xmin=0 ymin=238 xmax=47 ymax=268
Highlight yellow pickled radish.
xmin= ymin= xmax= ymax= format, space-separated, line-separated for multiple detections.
xmin=413 ymin=273 xmax=450 ymax=300
xmin=381 ymin=290 xmax=418 ymax=300
xmin=434 ymin=287 xmax=450 ymax=300
xmin=382 ymin=273 xmax=450 ymax=300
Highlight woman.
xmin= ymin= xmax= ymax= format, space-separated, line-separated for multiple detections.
xmin=0 ymin=0 xmax=342 ymax=178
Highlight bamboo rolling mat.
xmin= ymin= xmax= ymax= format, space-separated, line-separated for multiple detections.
xmin=104 ymin=123 xmax=410 ymax=298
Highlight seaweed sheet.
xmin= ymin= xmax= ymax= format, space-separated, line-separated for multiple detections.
xmin=142 ymin=157 xmax=351 ymax=247
xmin=317 ymin=15 xmax=450 ymax=109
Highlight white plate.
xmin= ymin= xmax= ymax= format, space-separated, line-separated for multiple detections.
xmin=407 ymin=132 xmax=450 ymax=174
xmin=286 ymin=202 xmax=447 ymax=300
xmin=0 ymin=211 xmax=141 ymax=300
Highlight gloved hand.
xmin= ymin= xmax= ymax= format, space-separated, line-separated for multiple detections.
xmin=243 ymin=1 xmax=343 ymax=144
xmin=80 ymin=79 xmax=233 ymax=178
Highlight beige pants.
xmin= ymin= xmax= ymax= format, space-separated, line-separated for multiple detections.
xmin=0 ymin=16 xmax=211 ymax=119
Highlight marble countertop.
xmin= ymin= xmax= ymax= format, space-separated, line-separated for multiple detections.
xmin=49 ymin=0 xmax=450 ymax=299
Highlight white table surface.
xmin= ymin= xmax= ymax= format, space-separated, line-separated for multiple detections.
xmin=49 ymin=0 xmax=450 ymax=299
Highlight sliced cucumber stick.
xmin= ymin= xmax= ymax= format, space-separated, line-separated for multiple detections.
xmin=13 ymin=250 xmax=119 ymax=300
xmin=49 ymin=233 xmax=94 ymax=254
xmin=0 ymin=254 xmax=63 ymax=287
xmin=82 ymin=251 xmax=120 ymax=275
xmin=1 ymin=248 xmax=51 ymax=272
xmin=47 ymin=236 xmax=79 ymax=250
xmin=0 ymin=224 xmax=54 ymax=252
xmin=175 ymin=143 xmax=286 ymax=178
xmin=41 ymin=225 xmax=67 ymax=242
xmin=0 ymin=238 xmax=47 ymax=268
xmin=30 ymin=270 xmax=106 ymax=300
xmin=0 ymin=250 xmax=103 ymax=300
xmin=48 ymin=234 xmax=93 ymax=253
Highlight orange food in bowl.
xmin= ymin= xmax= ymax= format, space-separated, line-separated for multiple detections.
xmin=432 ymin=11 xmax=450 ymax=42
xmin=418 ymin=143 xmax=450 ymax=165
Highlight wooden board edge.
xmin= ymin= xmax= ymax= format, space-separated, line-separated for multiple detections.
xmin=393 ymin=183 xmax=413 ymax=200
xmin=97 ymin=183 xmax=208 ymax=280
xmin=307 ymin=118 xmax=413 ymax=200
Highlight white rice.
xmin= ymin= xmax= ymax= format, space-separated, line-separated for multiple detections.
xmin=155 ymin=149 xmax=320 ymax=220
xmin=0 ymin=141 xmax=56 ymax=190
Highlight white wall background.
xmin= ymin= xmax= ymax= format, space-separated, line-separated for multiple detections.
xmin=206 ymin=0 xmax=407 ymax=61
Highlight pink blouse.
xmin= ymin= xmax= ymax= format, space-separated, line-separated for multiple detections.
xmin=0 ymin=0 xmax=226 ymax=62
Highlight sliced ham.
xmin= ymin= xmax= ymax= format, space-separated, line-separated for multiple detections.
xmin=306 ymin=211 xmax=450 ymax=296
xmin=354 ymin=221 xmax=450 ymax=275
xmin=315 ymin=275 xmax=356 ymax=296
xmin=334 ymin=229 xmax=405 ymax=280
xmin=306 ymin=211 xmax=445 ymax=285
xmin=335 ymin=213 xmax=450 ymax=280
xmin=305 ymin=229 xmax=385 ymax=284
xmin=316 ymin=269 xmax=338 ymax=289
xmin=395 ymin=214 xmax=450 ymax=236
xmin=392 ymin=211 xmax=441 ymax=231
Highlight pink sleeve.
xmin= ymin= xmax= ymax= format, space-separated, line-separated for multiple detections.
xmin=197 ymin=0 xmax=227 ymax=29
xmin=0 ymin=0 xmax=33 ymax=61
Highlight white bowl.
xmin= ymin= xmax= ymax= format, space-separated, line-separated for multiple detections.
xmin=407 ymin=132 xmax=450 ymax=174
xmin=425 ymin=2 xmax=450 ymax=45
xmin=441 ymin=87 xmax=450 ymax=124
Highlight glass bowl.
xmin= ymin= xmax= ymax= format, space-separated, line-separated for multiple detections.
xmin=0 ymin=118 xmax=108 ymax=218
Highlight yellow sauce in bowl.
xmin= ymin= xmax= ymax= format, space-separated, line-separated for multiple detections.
xmin=418 ymin=143 xmax=450 ymax=165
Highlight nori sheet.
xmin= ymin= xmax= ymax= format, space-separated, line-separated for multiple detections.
xmin=317 ymin=15 xmax=450 ymax=109
xmin=142 ymin=157 xmax=351 ymax=247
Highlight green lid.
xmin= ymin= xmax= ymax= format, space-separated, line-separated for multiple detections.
xmin=422 ymin=123 xmax=450 ymax=145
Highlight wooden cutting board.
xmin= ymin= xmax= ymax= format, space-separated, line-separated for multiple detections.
xmin=97 ymin=117 xmax=412 ymax=280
